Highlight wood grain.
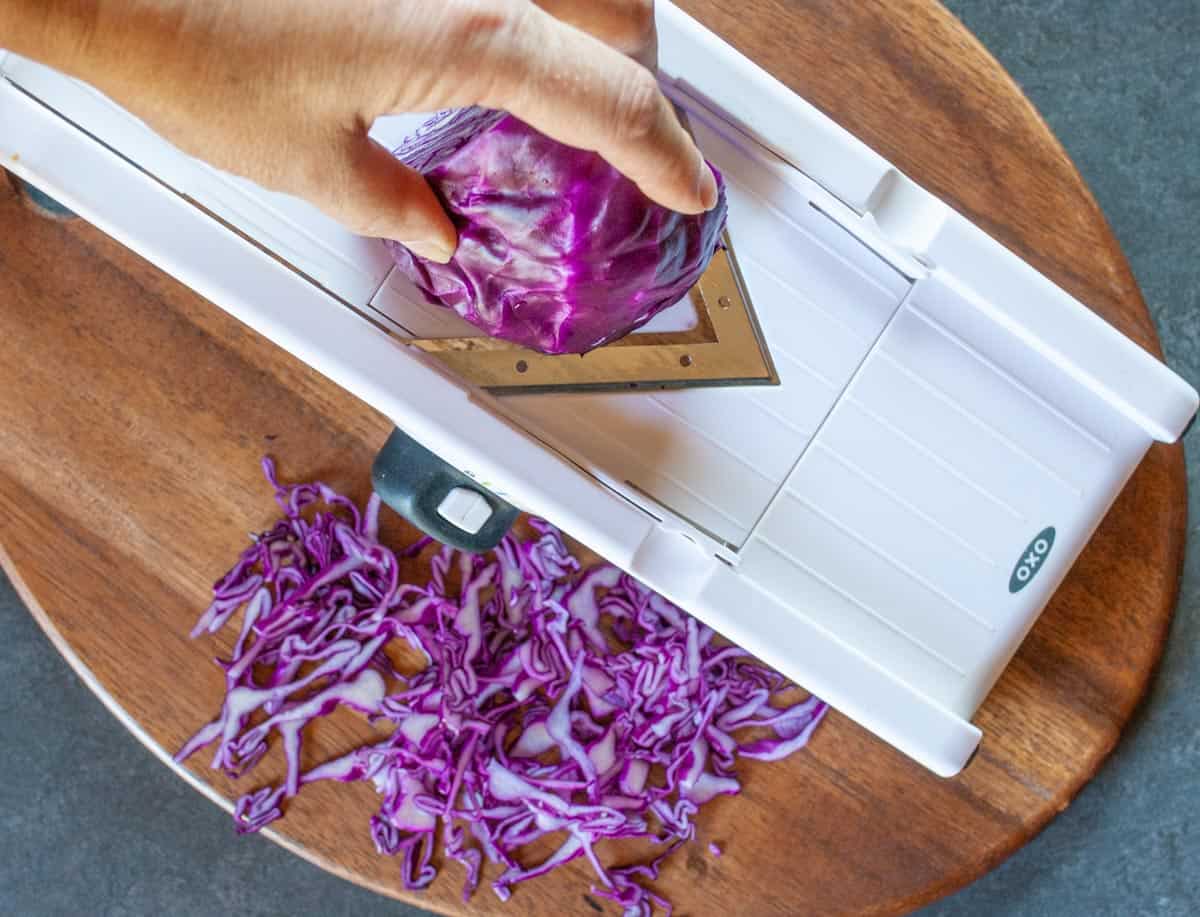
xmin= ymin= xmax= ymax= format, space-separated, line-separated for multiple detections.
xmin=0 ymin=2 xmax=1187 ymax=915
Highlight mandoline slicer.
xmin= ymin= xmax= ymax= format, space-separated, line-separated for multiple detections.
xmin=2 ymin=2 xmax=1195 ymax=778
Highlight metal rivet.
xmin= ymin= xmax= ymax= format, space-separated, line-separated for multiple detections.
xmin=680 ymin=354 xmax=694 ymax=367
xmin=718 ymin=296 xmax=732 ymax=309
xmin=515 ymin=360 xmax=529 ymax=374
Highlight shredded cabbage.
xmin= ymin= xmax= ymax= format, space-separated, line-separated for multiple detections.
xmin=386 ymin=109 xmax=728 ymax=355
xmin=178 ymin=459 xmax=825 ymax=914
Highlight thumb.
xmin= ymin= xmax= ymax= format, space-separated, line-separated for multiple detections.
xmin=311 ymin=132 xmax=458 ymax=261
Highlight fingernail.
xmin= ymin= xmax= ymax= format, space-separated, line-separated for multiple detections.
xmin=403 ymin=240 xmax=455 ymax=264
xmin=698 ymin=162 xmax=719 ymax=211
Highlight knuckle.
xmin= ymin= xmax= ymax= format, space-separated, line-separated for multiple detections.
xmin=450 ymin=0 xmax=533 ymax=104
xmin=448 ymin=0 xmax=519 ymax=46
xmin=625 ymin=0 xmax=656 ymax=46
xmin=610 ymin=68 xmax=663 ymax=143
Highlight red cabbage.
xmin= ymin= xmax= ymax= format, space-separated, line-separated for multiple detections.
xmin=178 ymin=460 xmax=825 ymax=913
xmin=386 ymin=109 xmax=728 ymax=355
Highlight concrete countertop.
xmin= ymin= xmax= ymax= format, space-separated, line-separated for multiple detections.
xmin=1 ymin=1 xmax=1195 ymax=914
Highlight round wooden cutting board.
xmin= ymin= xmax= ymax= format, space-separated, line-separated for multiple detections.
xmin=0 ymin=2 xmax=1188 ymax=915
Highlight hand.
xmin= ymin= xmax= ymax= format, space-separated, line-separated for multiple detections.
xmin=26 ymin=0 xmax=714 ymax=261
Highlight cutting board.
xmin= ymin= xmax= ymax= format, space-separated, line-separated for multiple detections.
xmin=0 ymin=1 xmax=1188 ymax=915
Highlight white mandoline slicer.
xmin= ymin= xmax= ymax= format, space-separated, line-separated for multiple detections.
xmin=2 ymin=3 xmax=1195 ymax=779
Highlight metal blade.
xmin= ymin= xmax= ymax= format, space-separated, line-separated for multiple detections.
xmin=403 ymin=232 xmax=778 ymax=395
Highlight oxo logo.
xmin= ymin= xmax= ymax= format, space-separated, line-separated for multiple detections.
xmin=1009 ymin=527 xmax=1056 ymax=594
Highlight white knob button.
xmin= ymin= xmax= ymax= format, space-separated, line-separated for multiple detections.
xmin=436 ymin=487 xmax=493 ymax=535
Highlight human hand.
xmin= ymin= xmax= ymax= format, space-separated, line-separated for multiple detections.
xmin=55 ymin=0 xmax=713 ymax=261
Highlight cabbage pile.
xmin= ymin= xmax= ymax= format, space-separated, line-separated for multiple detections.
xmin=178 ymin=460 xmax=824 ymax=914
xmin=387 ymin=109 xmax=728 ymax=355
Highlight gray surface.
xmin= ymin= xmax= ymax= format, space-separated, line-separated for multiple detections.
xmin=1 ymin=1 xmax=1196 ymax=915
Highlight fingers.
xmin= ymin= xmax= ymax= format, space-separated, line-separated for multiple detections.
xmin=532 ymin=0 xmax=658 ymax=67
xmin=307 ymin=133 xmax=458 ymax=260
xmin=488 ymin=5 xmax=716 ymax=214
